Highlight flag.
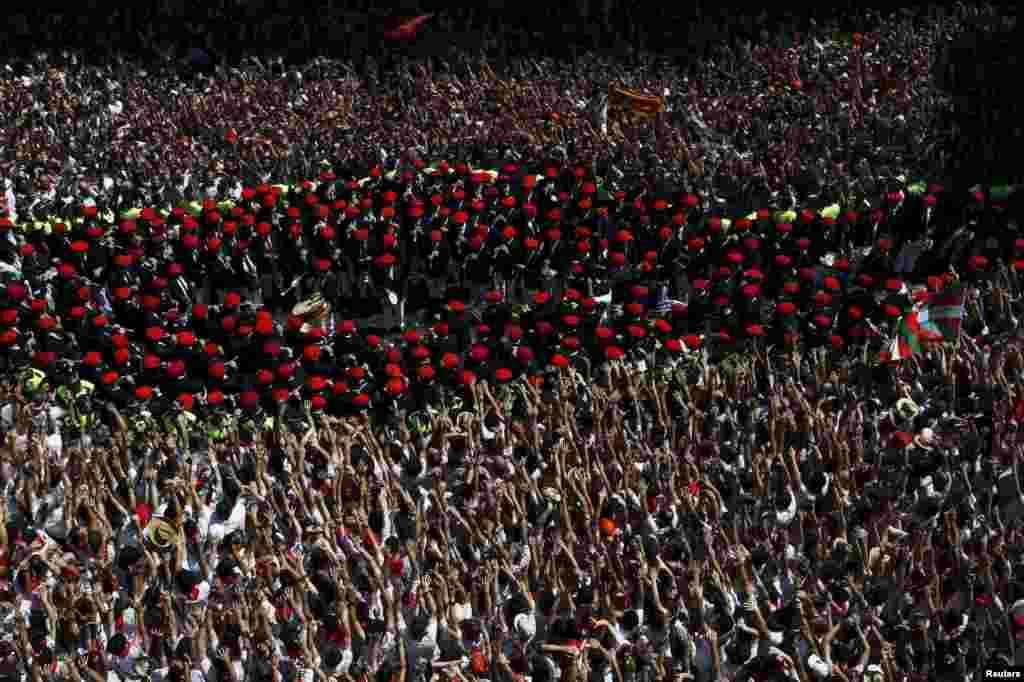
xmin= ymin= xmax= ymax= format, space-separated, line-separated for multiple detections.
xmin=608 ymin=83 xmax=665 ymax=122
xmin=889 ymin=284 xmax=965 ymax=360
xmin=917 ymin=284 xmax=966 ymax=340
xmin=382 ymin=14 xmax=433 ymax=42
xmin=890 ymin=313 xmax=923 ymax=361
xmin=654 ymin=299 xmax=686 ymax=314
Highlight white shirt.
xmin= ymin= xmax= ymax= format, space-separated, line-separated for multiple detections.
xmin=151 ymin=667 xmax=207 ymax=682
xmin=205 ymin=499 xmax=245 ymax=544
xmin=318 ymin=632 xmax=354 ymax=675
xmin=3 ymin=180 xmax=16 ymax=223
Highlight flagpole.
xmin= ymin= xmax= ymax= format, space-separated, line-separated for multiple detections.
xmin=949 ymin=338 xmax=957 ymax=410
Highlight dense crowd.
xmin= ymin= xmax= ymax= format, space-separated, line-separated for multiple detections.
xmin=3 ymin=4 xmax=1024 ymax=682
xmin=7 ymin=1 xmax=1012 ymax=223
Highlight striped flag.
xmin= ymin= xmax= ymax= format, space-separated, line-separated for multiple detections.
xmin=890 ymin=284 xmax=965 ymax=360
xmin=917 ymin=284 xmax=966 ymax=340
xmin=891 ymin=313 xmax=923 ymax=361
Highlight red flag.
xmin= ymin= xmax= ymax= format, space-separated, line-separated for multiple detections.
xmin=382 ymin=14 xmax=433 ymax=42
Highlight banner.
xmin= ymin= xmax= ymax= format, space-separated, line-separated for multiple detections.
xmin=607 ymin=83 xmax=665 ymax=121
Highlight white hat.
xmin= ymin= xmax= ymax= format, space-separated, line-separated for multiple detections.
xmin=806 ymin=654 xmax=832 ymax=679
xmin=514 ymin=613 xmax=536 ymax=640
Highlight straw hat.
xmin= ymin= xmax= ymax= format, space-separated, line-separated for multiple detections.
xmin=144 ymin=517 xmax=178 ymax=549
xmin=895 ymin=397 xmax=920 ymax=421
xmin=542 ymin=487 xmax=562 ymax=503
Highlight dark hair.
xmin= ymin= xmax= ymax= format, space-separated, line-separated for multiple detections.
xmin=622 ymin=610 xmax=640 ymax=631
xmin=175 ymin=637 xmax=193 ymax=660
xmin=350 ymin=445 xmax=368 ymax=468
xmin=164 ymin=496 xmax=180 ymax=520
xmin=552 ymin=617 xmax=579 ymax=641
xmin=528 ymin=590 xmax=552 ymax=615
xmin=531 ymin=656 xmax=552 ymax=682
xmin=408 ymin=612 xmax=431 ymax=640
xmin=367 ymin=510 xmax=384 ymax=535
xmin=403 ymin=455 xmax=423 ymax=479
xmin=323 ymin=645 xmax=345 ymax=669
xmin=107 ymin=633 xmax=129 ymax=656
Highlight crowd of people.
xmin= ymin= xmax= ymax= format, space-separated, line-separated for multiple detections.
xmin=0 ymin=1 xmax=879 ymax=68
xmin=2 ymin=4 xmax=1024 ymax=682
xmin=7 ymin=0 xmax=1007 ymax=219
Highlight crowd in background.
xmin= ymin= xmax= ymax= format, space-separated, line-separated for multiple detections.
xmin=1 ymin=3 xmax=1024 ymax=682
